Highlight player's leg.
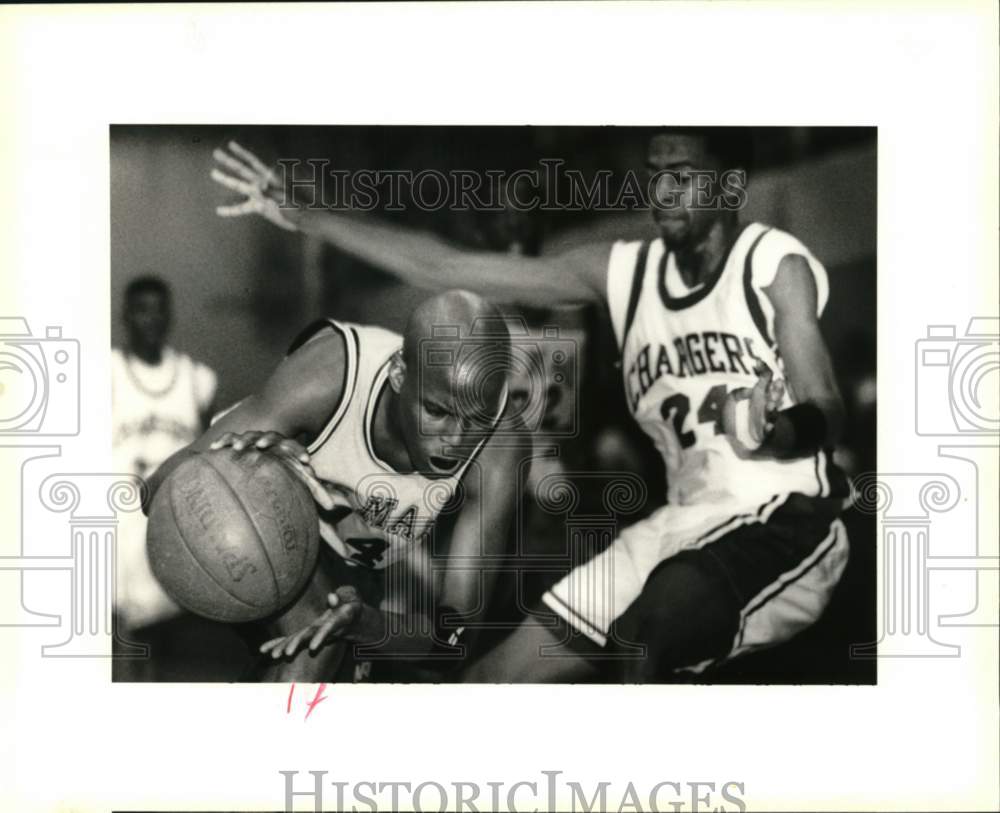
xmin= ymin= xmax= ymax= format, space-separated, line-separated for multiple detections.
xmin=461 ymin=616 xmax=602 ymax=683
xmin=610 ymin=556 xmax=741 ymax=681
xmin=465 ymin=494 xmax=849 ymax=682
xmin=463 ymin=504 xmax=680 ymax=683
xmin=614 ymin=494 xmax=851 ymax=679
xmin=463 ymin=555 xmax=740 ymax=683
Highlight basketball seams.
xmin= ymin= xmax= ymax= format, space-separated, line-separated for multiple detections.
xmin=163 ymin=457 xmax=263 ymax=613
xmin=200 ymin=450 xmax=284 ymax=604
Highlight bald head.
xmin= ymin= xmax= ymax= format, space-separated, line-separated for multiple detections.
xmin=396 ymin=290 xmax=511 ymax=441
xmin=403 ymin=290 xmax=508 ymax=364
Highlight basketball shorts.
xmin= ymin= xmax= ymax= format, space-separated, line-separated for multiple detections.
xmin=541 ymin=491 xmax=850 ymax=672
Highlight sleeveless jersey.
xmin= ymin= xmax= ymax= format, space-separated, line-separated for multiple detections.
xmin=606 ymin=222 xmax=847 ymax=507
xmin=291 ymin=320 xmax=505 ymax=571
xmin=111 ymin=347 xmax=217 ymax=478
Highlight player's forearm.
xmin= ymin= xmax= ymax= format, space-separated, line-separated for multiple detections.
xmin=294 ymin=208 xmax=453 ymax=289
xmin=294 ymin=208 xmax=593 ymax=306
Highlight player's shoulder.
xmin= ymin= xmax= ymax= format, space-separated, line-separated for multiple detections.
xmin=747 ymin=222 xmax=819 ymax=269
xmin=605 ymin=235 xmax=659 ymax=290
xmin=749 ymin=223 xmax=829 ymax=314
xmin=349 ymin=321 xmax=402 ymax=351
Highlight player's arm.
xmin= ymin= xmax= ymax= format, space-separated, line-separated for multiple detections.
xmin=211 ymin=141 xmax=610 ymax=306
xmin=426 ymin=426 xmax=529 ymax=658
xmin=263 ymin=426 xmax=530 ymax=664
xmin=143 ymin=330 xmax=347 ymax=511
xmin=297 ymin=211 xmax=610 ymax=307
xmin=763 ymin=254 xmax=845 ymax=453
xmin=723 ymin=255 xmax=844 ymax=457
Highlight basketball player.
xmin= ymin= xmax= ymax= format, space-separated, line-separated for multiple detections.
xmin=146 ymin=289 xmax=526 ymax=681
xmin=112 ymin=276 xmax=218 ymax=642
xmin=211 ymin=131 xmax=851 ymax=681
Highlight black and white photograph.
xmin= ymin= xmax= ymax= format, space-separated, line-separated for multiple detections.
xmin=110 ymin=125 xmax=877 ymax=685
xmin=2 ymin=4 xmax=996 ymax=812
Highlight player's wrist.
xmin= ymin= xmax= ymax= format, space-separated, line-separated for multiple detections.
xmin=760 ymin=403 xmax=828 ymax=458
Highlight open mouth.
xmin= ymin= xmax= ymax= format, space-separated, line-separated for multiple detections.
xmin=429 ymin=455 xmax=461 ymax=473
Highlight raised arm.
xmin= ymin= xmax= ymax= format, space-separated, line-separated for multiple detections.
xmin=211 ymin=141 xmax=612 ymax=307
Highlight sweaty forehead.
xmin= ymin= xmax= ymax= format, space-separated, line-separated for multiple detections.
xmin=647 ymin=134 xmax=710 ymax=167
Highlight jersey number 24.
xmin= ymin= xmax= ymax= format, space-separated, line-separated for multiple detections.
xmin=660 ymin=384 xmax=728 ymax=449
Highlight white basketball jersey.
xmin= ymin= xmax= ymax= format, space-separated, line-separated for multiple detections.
xmin=607 ymin=222 xmax=844 ymax=506
xmin=295 ymin=320 xmax=503 ymax=571
xmin=112 ymin=346 xmax=217 ymax=627
xmin=111 ymin=347 xmax=217 ymax=478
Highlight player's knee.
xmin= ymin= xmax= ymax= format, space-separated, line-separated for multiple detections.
xmin=610 ymin=559 xmax=739 ymax=675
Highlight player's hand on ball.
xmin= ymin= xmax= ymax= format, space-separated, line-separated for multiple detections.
xmin=208 ymin=430 xmax=335 ymax=511
xmin=722 ymin=362 xmax=785 ymax=450
xmin=211 ymin=140 xmax=301 ymax=232
xmin=259 ymin=586 xmax=366 ymax=659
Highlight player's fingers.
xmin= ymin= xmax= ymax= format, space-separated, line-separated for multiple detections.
xmin=287 ymin=461 xmax=335 ymax=511
xmin=259 ymin=636 xmax=285 ymax=654
xmin=276 ymin=437 xmax=310 ymax=463
xmin=283 ymin=624 xmax=316 ymax=658
xmin=216 ymin=201 xmax=260 ymax=218
xmin=309 ymin=613 xmax=342 ymax=651
xmin=255 ymin=431 xmax=285 ymax=449
xmin=210 ymin=167 xmax=258 ymax=197
xmin=231 ymin=431 xmax=263 ymax=451
xmin=766 ymin=378 xmax=785 ymax=409
xmin=228 ymin=141 xmax=276 ymax=184
xmin=213 ymin=148 xmax=259 ymax=183
xmin=209 ymin=432 xmax=236 ymax=450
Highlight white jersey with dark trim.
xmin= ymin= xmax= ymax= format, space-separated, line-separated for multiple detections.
xmin=292 ymin=320 xmax=500 ymax=571
xmin=606 ymin=222 xmax=845 ymax=506
xmin=112 ymin=346 xmax=217 ymax=479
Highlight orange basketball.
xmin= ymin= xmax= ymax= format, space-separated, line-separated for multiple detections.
xmin=146 ymin=447 xmax=319 ymax=623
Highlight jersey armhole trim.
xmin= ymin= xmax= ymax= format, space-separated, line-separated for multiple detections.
xmin=742 ymin=227 xmax=775 ymax=351
xmin=619 ymin=240 xmax=650 ymax=349
xmin=306 ymin=323 xmax=360 ymax=454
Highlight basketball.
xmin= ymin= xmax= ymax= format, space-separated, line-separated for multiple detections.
xmin=146 ymin=448 xmax=320 ymax=623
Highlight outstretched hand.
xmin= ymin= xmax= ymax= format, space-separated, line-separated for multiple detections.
xmin=722 ymin=362 xmax=785 ymax=450
xmin=260 ymin=586 xmax=367 ymax=659
xmin=209 ymin=430 xmax=335 ymax=511
xmin=211 ymin=140 xmax=300 ymax=231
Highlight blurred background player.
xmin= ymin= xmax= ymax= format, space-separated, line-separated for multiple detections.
xmin=111 ymin=275 xmax=218 ymax=679
xmin=211 ymin=131 xmax=852 ymax=681
xmin=145 ymin=289 xmax=527 ymax=682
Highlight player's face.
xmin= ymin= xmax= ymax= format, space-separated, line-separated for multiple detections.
xmin=646 ymin=134 xmax=725 ymax=248
xmin=396 ymin=358 xmax=500 ymax=478
xmin=124 ymin=291 xmax=170 ymax=351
